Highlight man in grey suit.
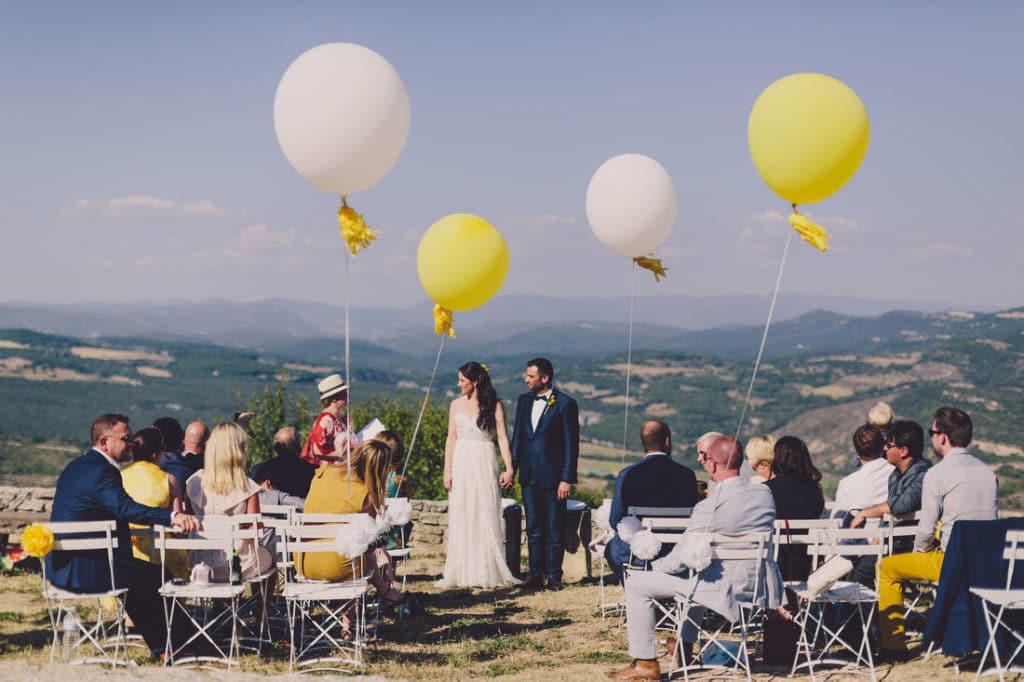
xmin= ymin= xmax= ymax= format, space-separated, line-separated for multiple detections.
xmin=607 ymin=436 xmax=783 ymax=680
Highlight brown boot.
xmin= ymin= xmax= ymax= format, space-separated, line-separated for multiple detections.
xmin=606 ymin=659 xmax=661 ymax=680
xmin=664 ymin=635 xmax=695 ymax=667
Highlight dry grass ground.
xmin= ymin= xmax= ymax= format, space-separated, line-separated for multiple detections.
xmin=0 ymin=550 xmax=975 ymax=681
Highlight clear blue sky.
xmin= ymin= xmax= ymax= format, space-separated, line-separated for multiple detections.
xmin=1 ymin=1 xmax=1021 ymax=312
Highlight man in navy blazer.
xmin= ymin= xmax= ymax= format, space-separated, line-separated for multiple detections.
xmin=47 ymin=413 xmax=202 ymax=658
xmin=605 ymin=420 xmax=699 ymax=582
xmin=509 ymin=357 xmax=580 ymax=590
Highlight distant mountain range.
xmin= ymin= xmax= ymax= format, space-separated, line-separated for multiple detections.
xmin=0 ymin=294 xmax=1008 ymax=361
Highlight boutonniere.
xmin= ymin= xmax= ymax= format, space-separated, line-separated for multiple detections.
xmin=542 ymin=393 xmax=557 ymax=416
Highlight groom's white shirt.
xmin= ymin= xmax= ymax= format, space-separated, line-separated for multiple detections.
xmin=531 ymin=388 xmax=552 ymax=430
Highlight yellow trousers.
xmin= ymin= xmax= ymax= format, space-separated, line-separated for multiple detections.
xmin=878 ymin=549 xmax=944 ymax=650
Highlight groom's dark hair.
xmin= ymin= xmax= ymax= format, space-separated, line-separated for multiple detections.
xmin=527 ymin=357 xmax=554 ymax=382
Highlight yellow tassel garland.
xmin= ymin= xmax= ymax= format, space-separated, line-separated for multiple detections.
xmin=634 ymin=256 xmax=668 ymax=282
xmin=433 ymin=304 xmax=456 ymax=338
xmin=337 ymin=198 xmax=378 ymax=256
xmin=789 ymin=209 xmax=830 ymax=253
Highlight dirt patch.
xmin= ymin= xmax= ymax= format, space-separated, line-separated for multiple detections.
xmin=70 ymin=347 xmax=171 ymax=363
xmin=137 ymin=365 xmax=172 ymax=378
xmin=974 ymin=439 xmax=1024 ymax=457
xmin=975 ymin=339 xmax=1011 ymax=351
xmin=282 ymin=362 xmax=336 ymax=374
xmin=0 ymin=340 xmax=28 ymax=349
xmin=644 ymin=402 xmax=677 ymax=417
xmin=108 ymin=375 xmax=142 ymax=386
xmin=599 ymin=395 xmax=640 ymax=406
xmin=861 ymin=352 xmax=922 ymax=367
xmin=912 ymin=362 xmax=961 ymax=382
xmin=604 ymin=363 xmax=707 ymax=378
xmin=0 ymin=356 xmax=32 ymax=371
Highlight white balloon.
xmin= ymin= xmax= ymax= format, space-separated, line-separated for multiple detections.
xmin=585 ymin=153 xmax=677 ymax=258
xmin=274 ymin=43 xmax=411 ymax=196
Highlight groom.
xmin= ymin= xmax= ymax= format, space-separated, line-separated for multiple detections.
xmin=509 ymin=357 xmax=580 ymax=590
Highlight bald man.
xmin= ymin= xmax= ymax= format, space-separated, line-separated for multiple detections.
xmin=160 ymin=420 xmax=208 ymax=490
xmin=608 ymin=436 xmax=783 ymax=680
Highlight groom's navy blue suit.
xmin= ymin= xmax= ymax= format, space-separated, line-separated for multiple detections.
xmin=511 ymin=387 xmax=580 ymax=583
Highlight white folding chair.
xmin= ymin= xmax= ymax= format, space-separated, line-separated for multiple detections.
xmin=669 ymin=530 xmax=775 ymax=682
xmin=285 ymin=514 xmax=371 ymax=672
xmin=882 ymin=512 xmax=933 ymax=634
xmin=259 ymin=505 xmax=296 ymax=640
xmin=592 ymin=498 xmax=622 ymax=619
xmin=620 ymin=507 xmax=693 ymax=630
xmin=788 ymin=526 xmax=887 ymax=681
xmin=156 ymin=524 xmax=245 ymax=668
xmin=41 ymin=520 xmax=129 ymax=667
xmin=972 ymin=529 xmax=1024 ymax=681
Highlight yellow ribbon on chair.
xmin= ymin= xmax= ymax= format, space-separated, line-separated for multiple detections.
xmin=337 ymin=197 xmax=378 ymax=256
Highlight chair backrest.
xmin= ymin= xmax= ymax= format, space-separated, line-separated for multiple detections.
xmin=628 ymin=506 xmax=693 ymax=518
xmin=773 ymin=518 xmax=840 ymax=561
xmin=806 ymin=526 xmax=888 ymax=574
xmin=639 ymin=515 xmax=690 ymax=543
xmin=155 ymin=523 xmax=236 ymax=584
xmin=1002 ymin=530 xmax=1024 ymax=590
xmin=706 ymin=531 xmax=774 ymax=605
xmin=261 ymin=504 xmax=297 ymax=520
xmin=883 ymin=513 xmax=922 ymax=553
xmin=385 ymin=497 xmax=411 ymax=547
xmin=286 ymin=514 xmax=371 ymax=582
xmin=43 ymin=520 xmax=120 ymax=591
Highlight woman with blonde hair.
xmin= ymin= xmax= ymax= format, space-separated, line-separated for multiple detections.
xmin=745 ymin=435 xmax=776 ymax=484
xmin=300 ymin=439 xmax=409 ymax=614
xmin=185 ymin=422 xmax=274 ymax=582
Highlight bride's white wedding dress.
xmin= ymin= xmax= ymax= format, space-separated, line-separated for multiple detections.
xmin=438 ymin=412 xmax=518 ymax=588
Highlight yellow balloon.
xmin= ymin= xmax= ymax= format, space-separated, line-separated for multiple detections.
xmin=748 ymin=73 xmax=870 ymax=205
xmin=417 ymin=214 xmax=509 ymax=312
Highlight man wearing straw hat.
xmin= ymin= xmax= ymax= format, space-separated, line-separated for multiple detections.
xmin=301 ymin=373 xmax=358 ymax=466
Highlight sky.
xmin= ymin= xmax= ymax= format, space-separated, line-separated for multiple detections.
xmin=0 ymin=1 xmax=1021 ymax=314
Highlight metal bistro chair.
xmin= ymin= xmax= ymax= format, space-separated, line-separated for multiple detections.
xmin=972 ymin=529 xmax=1024 ymax=681
xmin=788 ymin=526 xmax=888 ymax=682
xmin=285 ymin=513 xmax=371 ymax=673
xmin=385 ymin=497 xmax=414 ymax=593
xmin=258 ymin=504 xmax=297 ymax=641
xmin=668 ymin=530 xmax=775 ymax=682
xmin=155 ymin=524 xmax=245 ymax=668
xmin=633 ymin=513 xmax=692 ymax=635
xmin=41 ymin=520 xmax=130 ymax=667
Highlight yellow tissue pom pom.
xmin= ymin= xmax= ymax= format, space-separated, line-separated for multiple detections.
xmin=634 ymin=255 xmax=668 ymax=282
xmin=337 ymin=199 xmax=378 ymax=256
xmin=433 ymin=304 xmax=456 ymax=338
xmin=789 ymin=210 xmax=830 ymax=253
xmin=21 ymin=523 xmax=55 ymax=558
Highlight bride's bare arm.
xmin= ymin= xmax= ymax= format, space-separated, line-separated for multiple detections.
xmin=444 ymin=400 xmax=458 ymax=491
xmin=496 ymin=402 xmax=514 ymax=488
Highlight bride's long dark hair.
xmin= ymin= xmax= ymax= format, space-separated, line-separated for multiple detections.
xmin=460 ymin=361 xmax=500 ymax=433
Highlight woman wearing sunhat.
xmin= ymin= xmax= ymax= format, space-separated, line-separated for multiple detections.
xmin=301 ymin=374 xmax=359 ymax=466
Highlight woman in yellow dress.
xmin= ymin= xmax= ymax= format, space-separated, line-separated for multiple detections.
xmin=120 ymin=427 xmax=189 ymax=577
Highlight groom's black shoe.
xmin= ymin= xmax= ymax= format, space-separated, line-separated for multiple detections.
xmin=545 ymin=580 xmax=562 ymax=591
xmin=521 ymin=575 xmax=544 ymax=590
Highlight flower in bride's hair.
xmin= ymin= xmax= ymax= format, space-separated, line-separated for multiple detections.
xmin=481 ymin=363 xmax=489 ymax=374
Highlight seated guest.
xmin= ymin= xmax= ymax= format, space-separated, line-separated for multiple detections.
xmin=185 ymin=422 xmax=275 ymax=582
xmin=876 ymin=407 xmax=997 ymax=661
xmin=120 ymin=427 xmax=188 ymax=577
xmin=694 ymin=431 xmax=723 ymax=499
xmin=847 ymin=420 xmax=932 ymax=586
xmin=252 ymin=426 xmax=316 ymax=499
xmin=831 ymin=424 xmax=894 ymax=522
xmin=47 ymin=413 xmax=201 ymax=660
xmin=376 ymin=429 xmax=414 ymax=550
xmin=299 ymin=439 xmax=408 ymax=613
xmin=254 ymin=467 xmax=305 ymax=510
xmin=745 ymin=435 xmax=776 ymax=484
xmin=605 ymin=419 xmax=699 ymax=582
xmin=159 ymin=420 xmax=208 ymax=498
xmin=607 ymin=436 xmax=782 ymax=680
xmin=301 ymin=374 xmax=358 ymax=466
xmin=765 ymin=436 xmax=825 ymax=581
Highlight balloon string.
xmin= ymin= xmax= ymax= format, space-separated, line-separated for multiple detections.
xmin=400 ymin=334 xmax=446 ymax=482
xmin=733 ymin=230 xmax=793 ymax=444
xmin=622 ymin=260 xmax=637 ymax=462
xmin=344 ymin=248 xmax=352 ymax=498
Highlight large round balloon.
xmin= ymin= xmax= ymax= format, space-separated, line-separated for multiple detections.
xmin=748 ymin=73 xmax=870 ymax=205
xmin=274 ymin=43 xmax=410 ymax=196
xmin=417 ymin=215 xmax=509 ymax=312
xmin=585 ymin=154 xmax=677 ymax=258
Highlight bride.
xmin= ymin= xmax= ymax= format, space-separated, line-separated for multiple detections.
xmin=438 ymin=361 xmax=519 ymax=588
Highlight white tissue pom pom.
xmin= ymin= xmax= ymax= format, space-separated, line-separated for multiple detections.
xmin=651 ymin=532 xmax=713 ymax=574
xmin=594 ymin=500 xmax=612 ymax=531
xmin=386 ymin=498 xmax=413 ymax=526
xmin=617 ymin=516 xmax=643 ymax=542
xmin=335 ymin=515 xmax=380 ymax=558
xmin=629 ymin=529 xmax=663 ymax=561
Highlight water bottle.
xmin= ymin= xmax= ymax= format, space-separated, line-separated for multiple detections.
xmin=231 ymin=549 xmax=242 ymax=585
xmin=62 ymin=607 xmax=80 ymax=662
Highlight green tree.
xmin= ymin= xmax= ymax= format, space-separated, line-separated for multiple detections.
xmin=238 ymin=374 xmax=313 ymax=467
